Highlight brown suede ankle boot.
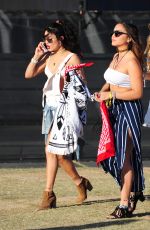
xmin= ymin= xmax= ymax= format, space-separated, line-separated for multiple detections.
xmin=38 ymin=191 xmax=56 ymax=210
xmin=76 ymin=177 xmax=93 ymax=204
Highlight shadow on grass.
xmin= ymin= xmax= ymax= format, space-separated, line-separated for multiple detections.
xmin=57 ymin=195 xmax=150 ymax=208
xmin=132 ymin=211 xmax=150 ymax=218
xmin=27 ymin=219 xmax=140 ymax=230
xmin=58 ymin=198 xmax=120 ymax=208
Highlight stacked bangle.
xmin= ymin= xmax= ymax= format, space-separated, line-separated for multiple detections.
xmin=31 ymin=57 xmax=38 ymax=64
xmin=106 ymin=91 xmax=116 ymax=107
xmin=109 ymin=91 xmax=113 ymax=100
xmin=109 ymin=91 xmax=116 ymax=99
xmin=106 ymin=91 xmax=113 ymax=107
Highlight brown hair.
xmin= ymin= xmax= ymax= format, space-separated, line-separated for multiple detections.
xmin=144 ymin=35 xmax=150 ymax=56
xmin=121 ymin=22 xmax=143 ymax=65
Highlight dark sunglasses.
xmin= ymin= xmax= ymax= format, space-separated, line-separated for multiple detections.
xmin=43 ymin=34 xmax=54 ymax=43
xmin=111 ymin=30 xmax=128 ymax=37
xmin=43 ymin=38 xmax=53 ymax=43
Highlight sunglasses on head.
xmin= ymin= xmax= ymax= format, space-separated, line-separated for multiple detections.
xmin=111 ymin=30 xmax=128 ymax=37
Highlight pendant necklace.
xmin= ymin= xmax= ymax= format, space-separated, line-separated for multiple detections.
xmin=51 ymin=48 xmax=66 ymax=66
xmin=113 ymin=50 xmax=128 ymax=69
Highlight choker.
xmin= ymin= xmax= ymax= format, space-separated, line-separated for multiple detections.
xmin=118 ymin=48 xmax=128 ymax=53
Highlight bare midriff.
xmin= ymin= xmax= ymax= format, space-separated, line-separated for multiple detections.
xmin=110 ymin=84 xmax=131 ymax=93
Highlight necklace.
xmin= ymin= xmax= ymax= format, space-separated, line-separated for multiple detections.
xmin=113 ymin=51 xmax=128 ymax=69
xmin=51 ymin=48 xmax=66 ymax=66
xmin=117 ymin=48 xmax=128 ymax=53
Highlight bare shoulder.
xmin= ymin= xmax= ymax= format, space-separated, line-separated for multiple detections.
xmin=126 ymin=51 xmax=141 ymax=68
xmin=125 ymin=52 xmax=142 ymax=78
xmin=67 ymin=53 xmax=81 ymax=65
xmin=67 ymin=53 xmax=86 ymax=80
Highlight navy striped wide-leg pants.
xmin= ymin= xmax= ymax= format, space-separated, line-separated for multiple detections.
xmin=101 ymin=99 xmax=145 ymax=192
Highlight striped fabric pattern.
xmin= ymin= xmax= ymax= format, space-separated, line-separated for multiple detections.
xmin=101 ymin=99 xmax=145 ymax=192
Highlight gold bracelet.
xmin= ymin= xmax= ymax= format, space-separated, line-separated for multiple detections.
xmin=31 ymin=57 xmax=38 ymax=64
xmin=106 ymin=91 xmax=113 ymax=107
xmin=109 ymin=91 xmax=113 ymax=100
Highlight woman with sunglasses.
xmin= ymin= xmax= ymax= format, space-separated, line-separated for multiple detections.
xmin=94 ymin=22 xmax=145 ymax=218
xmin=25 ymin=20 xmax=93 ymax=210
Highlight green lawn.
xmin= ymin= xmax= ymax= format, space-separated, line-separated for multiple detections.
xmin=0 ymin=161 xmax=149 ymax=230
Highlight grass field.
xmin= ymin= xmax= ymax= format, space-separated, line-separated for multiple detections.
xmin=0 ymin=161 xmax=150 ymax=230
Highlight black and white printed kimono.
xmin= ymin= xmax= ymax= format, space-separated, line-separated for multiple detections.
xmin=47 ymin=69 xmax=91 ymax=155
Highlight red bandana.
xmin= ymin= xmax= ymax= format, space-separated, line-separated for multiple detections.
xmin=65 ymin=62 xmax=94 ymax=75
xmin=97 ymin=101 xmax=115 ymax=165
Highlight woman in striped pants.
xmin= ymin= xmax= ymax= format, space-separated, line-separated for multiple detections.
xmin=94 ymin=22 xmax=145 ymax=218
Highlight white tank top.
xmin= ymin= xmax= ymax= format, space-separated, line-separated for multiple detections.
xmin=104 ymin=68 xmax=131 ymax=88
xmin=43 ymin=53 xmax=74 ymax=107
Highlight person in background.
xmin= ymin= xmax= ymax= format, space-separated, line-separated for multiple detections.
xmin=94 ymin=22 xmax=145 ymax=218
xmin=143 ymin=33 xmax=150 ymax=127
xmin=25 ymin=20 xmax=92 ymax=210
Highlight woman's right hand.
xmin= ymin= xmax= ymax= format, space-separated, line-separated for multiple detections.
xmin=94 ymin=92 xmax=101 ymax=102
xmin=25 ymin=42 xmax=48 ymax=79
xmin=34 ymin=42 xmax=47 ymax=59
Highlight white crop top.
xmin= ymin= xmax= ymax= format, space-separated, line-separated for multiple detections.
xmin=43 ymin=53 xmax=74 ymax=107
xmin=104 ymin=68 xmax=131 ymax=88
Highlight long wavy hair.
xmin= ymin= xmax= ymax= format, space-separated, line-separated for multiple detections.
xmin=44 ymin=20 xmax=81 ymax=55
xmin=121 ymin=22 xmax=143 ymax=66
xmin=143 ymin=35 xmax=150 ymax=72
xmin=144 ymin=35 xmax=150 ymax=56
